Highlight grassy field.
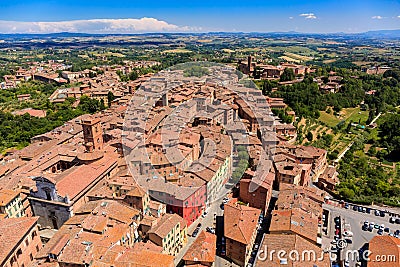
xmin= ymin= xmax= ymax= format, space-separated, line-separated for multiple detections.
xmin=319 ymin=107 xmax=369 ymax=127
xmin=162 ymin=48 xmax=193 ymax=53
xmin=279 ymin=55 xmax=301 ymax=63
xmin=222 ymin=49 xmax=235 ymax=53
xmin=284 ymin=52 xmax=313 ymax=62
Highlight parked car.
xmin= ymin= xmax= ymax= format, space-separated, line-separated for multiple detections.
xmin=375 ymin=210 xmax=380 ymax=216
xmin=384 ymin=227 xmax=390 ymax=233
xmin=344 ymin=203 xmax=349 ymax=209
xmin=380 ymin=211 xmax=386 ymax=217
xmin=389 ymin=217 xmax=396 ymax=224
xmin=206 ymin=227 xmax=215 ymax=234
xmin=368 ymin=226 xmax=373 ymax=232
xmin=345 ymin=238 xmax=353 ymax=244
xmin=202 ymin=211 xmax=208 ymax=218
xmin=377 ymin=229 xmax=383 ymax=235
xmin=353 ymin=206 xmax=358 ymax=211
xmin=343 ymin=231 xmax=353 ymax=237
xmin=366 ymin=208 xmax=371 ymax=214
xmin=358 ymin=206 xmax=363 ymax=212
xmin=395 ymin=218 xmax=400 ymax=224
xmin=220 ymin=249 xmax=226 ymax=256
xmin=192 ymin=228 xmax=199 ymax=237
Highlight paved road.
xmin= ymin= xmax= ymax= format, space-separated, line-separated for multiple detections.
xmin=323 ymin=204 xmax=400 ymax=267
xmin=368 ymin=112 xmax=382 ymax=126
xmin=334 ymin=141 xmax=354 ymax=165
xmin=174 ymin=185 xmax=231 ymax=266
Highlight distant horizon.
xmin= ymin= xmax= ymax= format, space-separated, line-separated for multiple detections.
xmin=0 ymin=27 xmax=400 ymax=36
xmin=0 ymin=1 xmax=399 ymax=34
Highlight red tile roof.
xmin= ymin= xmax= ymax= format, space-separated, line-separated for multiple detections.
xmin=224 ymin=199 xmax=260 ymax=244
xmin=0 ymin=217 xmax=39 ymax=264
xmin=183 ymin=230 xmax=216 ymax=264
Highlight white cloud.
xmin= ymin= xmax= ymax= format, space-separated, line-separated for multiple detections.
xmin=289 ymin=17 xmax=294 ymax=20
xmin=299 ymin=13 xmax=317 ymax=19
xmin=372 ymin=16 xmax=383 ymax=19
xmin=397 ymin=15 xmax=400 ymax=18
xmin=0 ymin=17 xmax=199 ymax=34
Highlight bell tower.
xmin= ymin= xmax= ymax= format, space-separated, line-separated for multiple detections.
xmin=81 ymin=116 xmax=103 ymax=152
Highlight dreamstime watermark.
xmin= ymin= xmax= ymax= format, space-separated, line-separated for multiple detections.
xmin=256 ymin=240 xmax=397 ymax=264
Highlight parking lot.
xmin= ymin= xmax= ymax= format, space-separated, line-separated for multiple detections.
xmin=323 ymin=203 xmax=400 ymax=267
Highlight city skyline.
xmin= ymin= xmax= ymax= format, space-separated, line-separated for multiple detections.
xmin=0 ymin=0 xmax=399 ymax=34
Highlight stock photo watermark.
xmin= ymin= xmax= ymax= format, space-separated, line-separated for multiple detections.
xmin=256 ymin=240 xmax=397 ymax=264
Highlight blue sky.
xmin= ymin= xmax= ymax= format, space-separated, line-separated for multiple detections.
xmin=0 ymin=0 xmax=399 ymax=33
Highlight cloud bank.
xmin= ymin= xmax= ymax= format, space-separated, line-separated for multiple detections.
xmin=299 ymin=13 xmax=317 ymax=19
xmin=372 ymin=16 xmax=383 ymax=19
xmin=0 ymin=17 xmax=198 ymax=34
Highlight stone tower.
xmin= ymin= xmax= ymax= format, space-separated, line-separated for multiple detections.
xmin=81 ymin=116 xmax=103 ymax=152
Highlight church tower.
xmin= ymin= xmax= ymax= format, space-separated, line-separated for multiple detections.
xmin=81 ymin=116 xmax=103 ymax=152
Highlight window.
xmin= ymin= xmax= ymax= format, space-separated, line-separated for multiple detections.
xmin=32 ymin=231 xmax=37 ymax=239
xmin=25 ymin=239 xmax=29 ymax=246
xmin=17 ymin=249 xmax=22 ymax=257
xmin=30 ymin=254 xmax=33 ymax=261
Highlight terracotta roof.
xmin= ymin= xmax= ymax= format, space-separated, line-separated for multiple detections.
xmin=224 ymin=200 xmax=260 ymax=244
xmin=55 ymin=155 xmax=117 ymax=199
xmin=75 ymin=200 xmax=140 ymax=225
xmin=113 ymin=249 xmax=174 ymax=267
xmin=148 ymin=213 xmax=186 ymax=239
xmin=369 ymin=236 xmax=400 ymax=267
xmin=269 ymin=208 xmax=319 ymax=243
xmin=0 ymin=189 xmax=20 ymax=206
xmin=183 ymin=231 xmax=216 ymax=264
xmin=0 ymin=217 xmax=39 ymax=264
xmin=257 ymin=234 xmax=330 ymax=267
xmin=13 ymin=108 xmax=47 ymax=118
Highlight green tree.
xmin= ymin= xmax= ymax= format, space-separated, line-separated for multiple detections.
xmin=306 ymin=132 xmax=313 ymax=141
xmin=280 ymin=68 xmax=295 ymax=82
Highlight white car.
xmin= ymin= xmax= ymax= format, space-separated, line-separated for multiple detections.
xmin=202 ymin=211 xmax=208 ymax=218
xmin=379 ymin=224 xmax=385 ymax=230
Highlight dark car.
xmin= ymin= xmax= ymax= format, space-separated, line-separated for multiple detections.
xmin=358 ymin=206 xmax=363 ymax=212
xmin=366 ymin=208 xmax=371 ymax=214
xmin=344 ymin=203 xmax=349 ymax=209
xmin=368 ymin=226 xmax=373 ymax=232
xmin=220 ymin=249 xmax=226 ymax=256
xmin=389 ymin=217 xmax=396 ymax=224
xmin=380 ymin=212 xmax=385 ymax=217
xmin=353 ymin=206 xmax=358 ymax=211
xmin=384 ymin=227 xmax=390 ymax=232
xmin=362 ymin=225 xmax=368 ymax=231
xmin=377 ymin=229 xmax=383 ymax=235
xmin=396 ymin=218 xmax=400 ymax=224
xmin=197 ymin=223 xmax=202 ymax=228
xmin=192 ymin=229 xmax=199 ymax=237
xmin=220 ymin=203 xmax=224 ymax=210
